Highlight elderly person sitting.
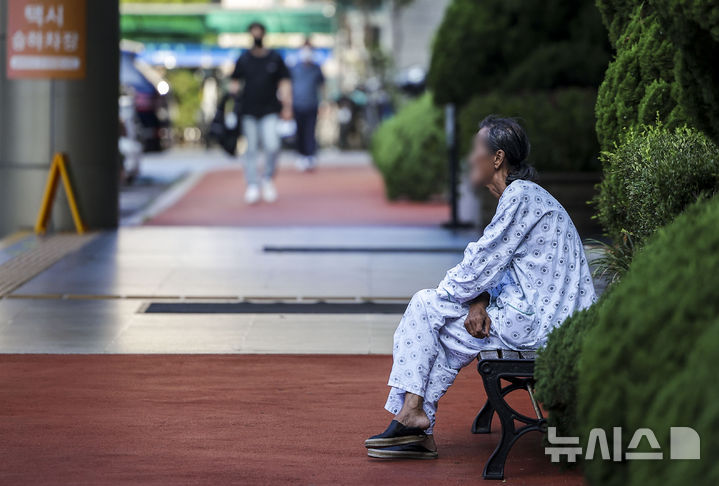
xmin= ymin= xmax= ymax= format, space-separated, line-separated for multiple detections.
xmin=365 ymin=116 xmax=597 ymax=459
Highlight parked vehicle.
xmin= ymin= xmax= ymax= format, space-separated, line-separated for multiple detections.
xmin=120 ymin=49 xmax=172 ymax=152
xmin=119 ymin=90 xmax=143 ymax=184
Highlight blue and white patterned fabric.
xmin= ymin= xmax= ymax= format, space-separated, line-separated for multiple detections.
xmin=384 ymin=178 xmax=597 ymax=433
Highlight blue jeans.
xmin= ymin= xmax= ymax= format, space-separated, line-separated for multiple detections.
xmin=242 ymin=113 xmax=280 ymax=185
xmin=294 ymin=107 xmax=318 ymax=157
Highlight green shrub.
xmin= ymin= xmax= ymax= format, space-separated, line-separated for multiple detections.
xmin=596 ymin=0 xmax=719 ymax=147
xmin=370 ymin=93 xmax=447 ymax=200
xmin=577 ymin=193 xmax=719 ymax=486
xmin=428 ymin=0 xmax=609 ymax=105
xmin=459 ymin=88 xmax=600 ymax=172
xmin=593 ymin=124 xmax=719 ymax=244
xmin=535 ymin=294 xmax=606 ymax=439
xmin=594 ymin=4 xmax=688 ymax=148
xmin=165 ymin=68 xmax=202 ymax=131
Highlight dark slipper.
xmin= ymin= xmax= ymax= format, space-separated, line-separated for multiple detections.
xmin=364 ymin=420 xmax=427 ymax=448
xmin=367 ymin=443 xmax=438 ymax=460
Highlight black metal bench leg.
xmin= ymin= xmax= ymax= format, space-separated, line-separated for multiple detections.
xmin=471 ymin=381 xmax=526 ymax=434
xmin=477 ymin=361 xmax=544 ymax=480
xmin=471 ymin=399 xmax=494 ymax=434
xmin=483 ymin=412 xmax=517 ymax=480
xmin=481 ymin=372 xmax=513 ymax=480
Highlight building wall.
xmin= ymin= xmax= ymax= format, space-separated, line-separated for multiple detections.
xmin=383 ymin=0 xmax=450 ymax=71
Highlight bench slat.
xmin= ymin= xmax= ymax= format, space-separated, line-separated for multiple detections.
xmin=479 ymin=350 xmax=500 ymax=360
xmin=478 ymin=349 xmax=538 ymax=360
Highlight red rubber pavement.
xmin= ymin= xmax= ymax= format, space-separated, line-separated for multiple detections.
xmin=147 ymin=166 xmax=449 ymax=226
xmin=0 ymin=355 xmax=584 ymax=485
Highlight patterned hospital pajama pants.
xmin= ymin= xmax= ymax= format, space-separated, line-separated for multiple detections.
xmin=384 ymin=289 xmax=506 ymax=434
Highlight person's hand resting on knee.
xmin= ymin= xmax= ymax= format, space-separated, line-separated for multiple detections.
xmin=465 ymin=292 xmax=492 ymax=339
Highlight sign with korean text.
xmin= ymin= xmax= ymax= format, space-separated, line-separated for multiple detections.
xmin=6 ymin=0 xmax=86 ymax=79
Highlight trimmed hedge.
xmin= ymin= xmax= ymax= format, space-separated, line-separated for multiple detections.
xmin=459 ymin=88 xmax=600 ymax=172
xmin=370 ymin=93 xmax=447 ymax=200
xmin=593 ymin=124 xmax=719 ymax=244
xmin=537 ymin=194 xmax=719 ymax=484
xmin=578 ymin=194 xmax=719 ymax=486
xmin=535 ymin=293 xmax=606 ymax=439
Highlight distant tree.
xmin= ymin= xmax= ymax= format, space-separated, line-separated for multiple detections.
xmin=427 ymin=0 xmax=609 ymax=106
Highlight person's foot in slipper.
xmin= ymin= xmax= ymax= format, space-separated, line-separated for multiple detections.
xmin=364 ymin=419 xmax=427 ymax=448
xmin=364 ymin=392 xmax=431 ymax=448
xmin=367 ymin=436 xmax=438 ymax=460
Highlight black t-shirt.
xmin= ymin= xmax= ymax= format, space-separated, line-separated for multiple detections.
xmin=231 ymin=49 xmax=290 ymax=118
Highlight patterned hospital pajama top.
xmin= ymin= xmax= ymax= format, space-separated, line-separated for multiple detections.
xmin=384 ymin=178 xmax=598 ymax=433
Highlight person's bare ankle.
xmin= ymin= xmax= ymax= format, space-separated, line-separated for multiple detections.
xmin=394 ymin=393 xmax=431 ymax=430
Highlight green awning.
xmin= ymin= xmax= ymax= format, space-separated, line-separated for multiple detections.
xmin=121 ymin=6 xmax=335 ymax=41
xmin=205 ymin=9 xmax=334 ymax=34
xmin=121 ymin=14 xmax=207 ymax=37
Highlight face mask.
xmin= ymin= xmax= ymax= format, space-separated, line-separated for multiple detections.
xmin=299 ymin=47 xmax=313 ymax=62
xmin=253 ymin=36 xmax=263 ymax=48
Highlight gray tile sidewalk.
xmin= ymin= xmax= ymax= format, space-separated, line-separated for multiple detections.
xmin=0 ymin=226 xmax=606 ymax=354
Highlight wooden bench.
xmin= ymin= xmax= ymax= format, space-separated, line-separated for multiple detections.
xmin=472 ymin=349 xmax=547 ymax=480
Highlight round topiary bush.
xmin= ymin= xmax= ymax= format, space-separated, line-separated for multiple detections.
xmin=577 ymin=193 xmax=719 ymax=486
xmin=370 ymin=93 xmax=447 ymax=201
xmin=593 ymin=123 xmax=719 ymax=244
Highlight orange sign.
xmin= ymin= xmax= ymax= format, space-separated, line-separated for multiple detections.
xmin=6 ymin=0 xmax=86 ymax=79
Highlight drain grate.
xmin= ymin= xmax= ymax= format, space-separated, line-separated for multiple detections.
xmin=263 ymin=246 xmax=465 ymax=253
xmin=0 ymin=233 xmax=96 ymax=297
xmin=144 ymin=301 xmax=408 ymax=314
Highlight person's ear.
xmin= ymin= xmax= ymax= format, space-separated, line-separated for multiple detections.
xmin=494 ymin=149 xmax=505 ymax=169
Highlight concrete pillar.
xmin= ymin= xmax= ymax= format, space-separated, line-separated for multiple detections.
xmin=0 ymin=1 xmax=119 ymax=237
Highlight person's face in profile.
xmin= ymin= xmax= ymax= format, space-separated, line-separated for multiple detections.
xmin=469 ymin=127 xmax=498 ymax=189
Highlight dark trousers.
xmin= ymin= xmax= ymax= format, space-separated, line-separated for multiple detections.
xmin=294 ymin=107 xmax=318 ymax=157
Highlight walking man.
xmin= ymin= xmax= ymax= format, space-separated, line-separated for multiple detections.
xmin=291 ymin=40 xmax=324 ymax=171
xmin=229 ymin=22 xmax=292 ymax=204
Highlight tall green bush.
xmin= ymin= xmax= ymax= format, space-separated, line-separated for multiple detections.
xmin=593 ymin=124 xmax=719 ymax=244
xmin=370 ymin=93 xmax=447 ymax=200
xmin=459 ymin=88 xmax=600 ymax=172
xmin=594 ymin=5 xmax=687 ymax=148
xmin=577 ymin=194 xmax=719 ymax=486
xmin=427 ymin=0 xmax=609 ymax=106
xmin=595 ymin=0 xmax=719 ymax=148
xmin=650 ymin=0 xmax=719 ymax=147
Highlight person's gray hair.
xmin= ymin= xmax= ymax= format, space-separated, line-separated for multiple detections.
xmin=478 ymin=115 xmax=538 ymax=184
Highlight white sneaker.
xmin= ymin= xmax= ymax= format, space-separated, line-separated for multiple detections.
xmin=306 ymin=156 xmax=317 ymax=171
xmin=244 ymin=184 xmax=260 ymax=205
xmin=295 ymin=156 xmax=309 ymax=172
xmin=261 ymin=179 xmax=277 ymax=203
